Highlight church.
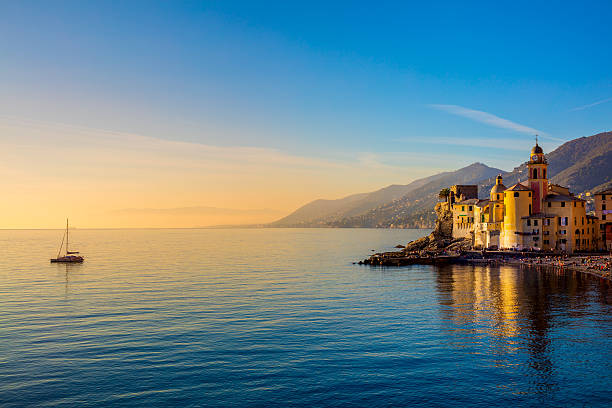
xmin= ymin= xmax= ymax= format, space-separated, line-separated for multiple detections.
xmin=450 ymin=141 xmax=601 ymax=252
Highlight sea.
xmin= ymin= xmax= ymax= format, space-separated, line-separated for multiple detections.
xmin=1 ymin=228 xmax=611 ymax=407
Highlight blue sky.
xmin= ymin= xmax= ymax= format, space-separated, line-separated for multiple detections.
xmin=0 ymin=1 xmax=611 ymax=226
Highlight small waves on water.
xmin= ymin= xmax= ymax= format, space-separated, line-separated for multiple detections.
xmin=0 ymin=228 xmax=611 ymax=407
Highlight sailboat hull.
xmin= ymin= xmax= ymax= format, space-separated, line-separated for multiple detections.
xmin=50 ymin=256 xmax=84 ymax=263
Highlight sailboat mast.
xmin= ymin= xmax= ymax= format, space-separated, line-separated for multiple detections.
xmin=66 ymin=218 xmax=69 ymax=255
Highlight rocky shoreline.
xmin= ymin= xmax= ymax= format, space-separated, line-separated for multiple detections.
xmin=359 ymin=241 xmax=612 ymax=282
xmin=357 ymin=202 xmax=611 ymax=281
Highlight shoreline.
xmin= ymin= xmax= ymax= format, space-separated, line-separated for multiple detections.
xmin=507 ymin=256 xmax=612 ymax=282
xmin=360 ymin=250 xmax=612 ymax=282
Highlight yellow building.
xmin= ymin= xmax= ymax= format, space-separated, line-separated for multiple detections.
xmin=500 ymin=183 xmax=532 ymax=249
xmin=447 ymin=142 xmax=598 ymax=253
xmin=451 ymin=198 xmax=478 ymax=239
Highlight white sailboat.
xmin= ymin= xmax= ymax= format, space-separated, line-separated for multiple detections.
xmin=50 ymin=219 xmax=84 ymax=263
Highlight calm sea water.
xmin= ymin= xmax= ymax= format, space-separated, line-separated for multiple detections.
xmin=1 ymin=228 xmax=611 ymax=407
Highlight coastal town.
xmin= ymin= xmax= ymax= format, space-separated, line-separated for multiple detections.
xmin=362 ymin=141 xmax=612 ymax=279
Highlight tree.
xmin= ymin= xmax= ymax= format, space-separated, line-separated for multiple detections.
xmin=439 ymin=188 xmax=450 ymax=200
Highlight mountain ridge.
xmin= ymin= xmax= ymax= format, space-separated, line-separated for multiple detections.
xmin=272 ymin=162 xmax=503 ymax=227
xmin=271 ymin=132 xmax=611 ymax=229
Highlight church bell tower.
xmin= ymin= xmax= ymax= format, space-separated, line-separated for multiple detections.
xmin=527 ymin=135 xmax=548 ymax=214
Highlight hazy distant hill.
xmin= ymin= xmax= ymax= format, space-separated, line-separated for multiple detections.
xmin=271 ymin=132 xmax=612 ymax=229
xmin=272 ymin=162 xmax=502 ymax=227
xmin=270 ymin=173 xmax=446 ymax=226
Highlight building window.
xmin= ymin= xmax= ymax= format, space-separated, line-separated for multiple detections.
xmin=529 ymin=205 xmax=531 ymax=215
xmin=574 ymin=217 xmax=577 ymax=225
xmin=561 ymin=202 xmax=565 ymax=207
xmin=462 ymin=206 xmax=465 ymax=211
xmin=534 ymin=220 xmax=538 ymax=226
xmin=582 ymin=217 xmax=584 ymax=225
xmin=527 ymin=219 xmax=531 ymax=226
xmin=528 ymin=192 xmax=531 ymax=197
xmin=469 ymin=206 xmax=473 ymax=211
xmin=548 ymin=202 xmax=551 ymax=207
xmin=533 ymin=237 xmax=539 ymax=242
xmin=543 ymin=169 xmax=546 ymax=178
xmin=514 ymin=192 xmax=519 ymax=197
xmin=574 ymin=201 xmax=577 ymax=207
xmin=497 ymin=194 xmax=500 ymax=200
xmin=603 ymin=215 xmax=607 ymax=220
xmin=544 ymin=239 xmax=549 ymax=245
xmin=603 ymin=204 xmax=607 ymax=211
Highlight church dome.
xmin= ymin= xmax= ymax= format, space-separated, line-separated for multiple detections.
xmin=491 ymin=183 xmax=506 ymax=195
xmin=531 ymin=144 xmax=543 ymax=154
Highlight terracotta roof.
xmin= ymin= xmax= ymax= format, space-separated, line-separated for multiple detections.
xmin=455 ymin=198 xmax=479 ymax=205
xmin=506 ymin=183 xmax=531 ymax=192
xmin=544 ymin=193 xmax=584 ymax=202
xmin=594 ymin=189 xmax=612 ymax=195
xmin=476 ymin=199 xmax=490 ymax=207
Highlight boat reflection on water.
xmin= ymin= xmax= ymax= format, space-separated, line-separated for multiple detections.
xmin=434 ymin=264 xmax=612 ymax=395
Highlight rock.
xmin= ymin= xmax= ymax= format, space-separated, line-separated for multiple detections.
xmin=402 ymin=201 xmax=454 ymax=254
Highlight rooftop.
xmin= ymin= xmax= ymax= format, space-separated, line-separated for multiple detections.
xmin=476 ymin=199 xmax=490 ymax=207
xmin=544 ymin=193 xmax=584 ymax=202
xmin=506 ymin=183 xmax=532 ymax=192
xmin=455 ymin=198 xmax=479 ymax=205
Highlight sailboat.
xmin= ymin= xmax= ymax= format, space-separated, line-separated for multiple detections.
xmin=50 ymin=219 xmax=84 ymax=263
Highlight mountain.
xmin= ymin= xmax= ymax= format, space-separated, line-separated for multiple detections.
xmin=327 ymin=162 xmax=503 ymax=228
xmin=477 ymin=131 xmax=612 ymax=198
xmin=272 ymin=162 xmax=503 ymax=227
xmin=272 ymin=132 xmax=612 ymax=229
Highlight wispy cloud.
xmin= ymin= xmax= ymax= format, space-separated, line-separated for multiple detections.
xmin=570 ymin=97 xmax=612 ymax=111
xmin=428 ymin=104 xmax=547 ymax=137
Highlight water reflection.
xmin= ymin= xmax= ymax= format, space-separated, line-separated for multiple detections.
xmin=52 ymin=262 xmax=82 ymax=299
xmin=435 ymin=264 xmax=612 ymax=396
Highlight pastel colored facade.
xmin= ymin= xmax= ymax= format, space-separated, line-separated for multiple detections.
xmin=447 ymin=142 xmax=603 ymax=253
xmin=451 ymin=199 xmax=477 ymax=239
xmin=500 ymin=183 xmax=532 ymax=249
xmin=594 ymin=189 xmax=612 ymax=250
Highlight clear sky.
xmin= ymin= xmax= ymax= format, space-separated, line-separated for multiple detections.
xmin=1 ymin=1 xmax=611 ymax=228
